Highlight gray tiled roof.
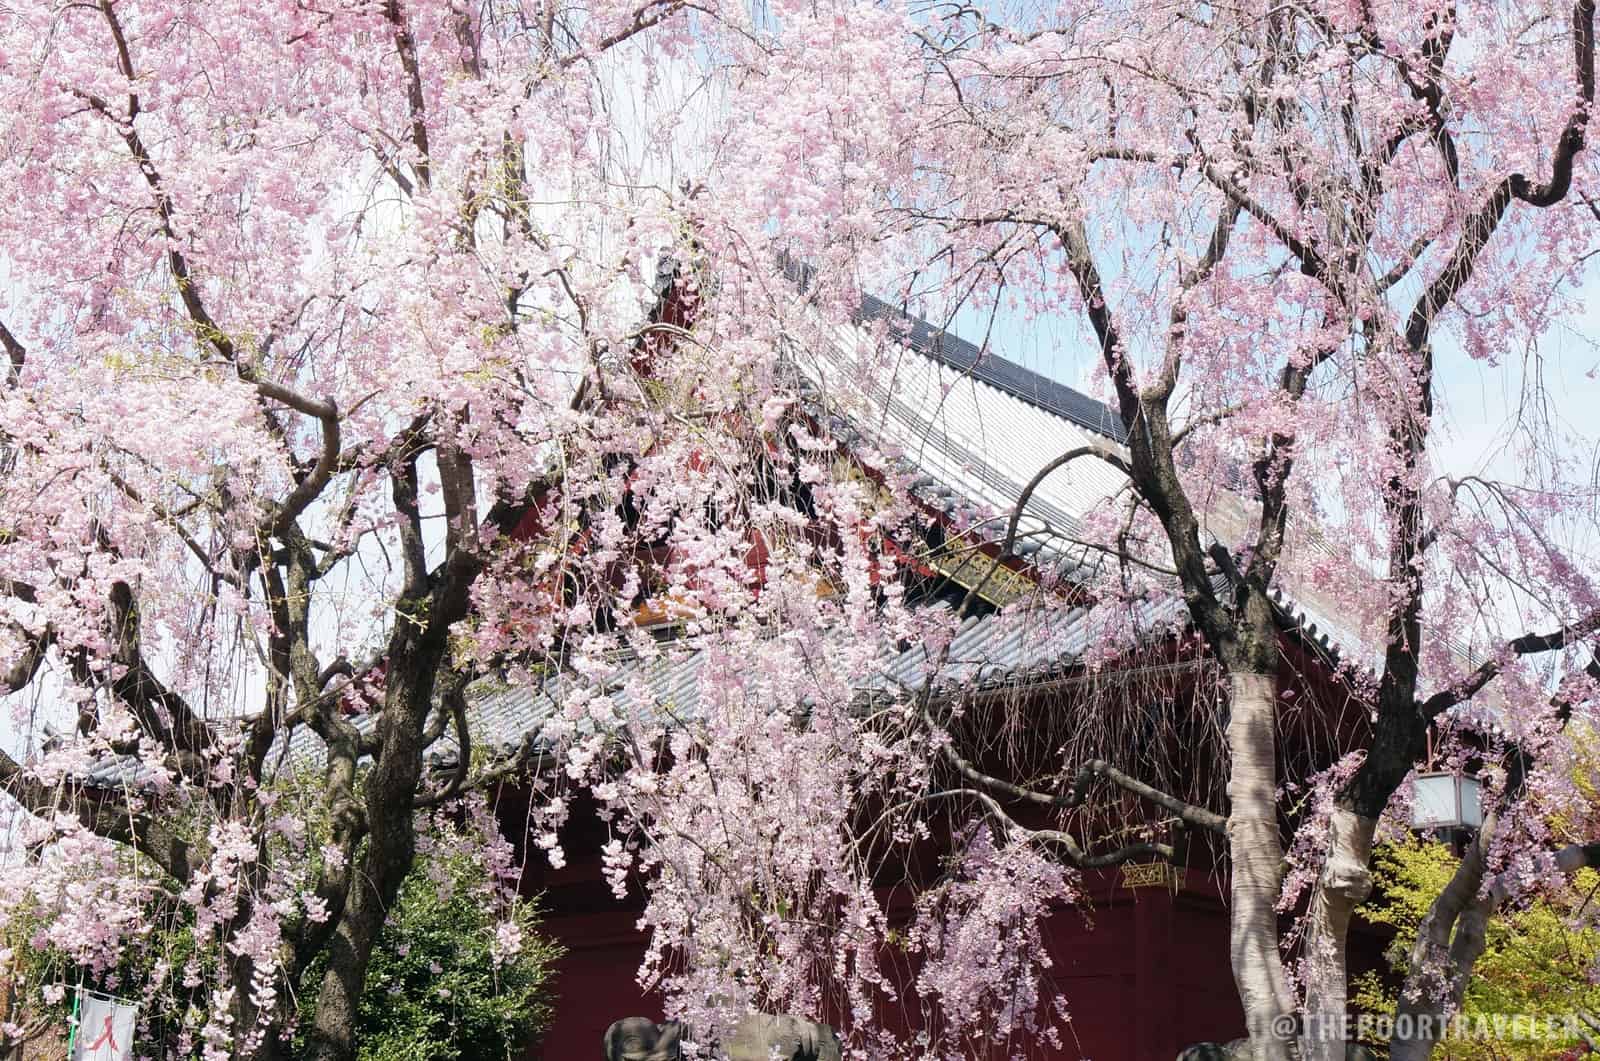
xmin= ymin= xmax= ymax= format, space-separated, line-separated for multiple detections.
xmin=860 ymin=593 xmax=1189 ymax=699
xmin=450 ymin=592 xmax=1191 ymax=765
xmin=853 ymin=291 xmax=1128 ymax=443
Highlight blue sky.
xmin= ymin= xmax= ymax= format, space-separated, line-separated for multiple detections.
xmin=921 ymin=251 xmax=1600 ymax=490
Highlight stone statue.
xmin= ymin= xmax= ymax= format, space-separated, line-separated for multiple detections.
xmin=602 ymin=1016 xmax=687 ymax=1061
xmin=603 ymin=1013 xmax=843 ymax=1061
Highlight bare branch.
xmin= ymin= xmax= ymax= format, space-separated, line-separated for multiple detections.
xmin=1051 ymin=216 xmax=1135 ymax=419
xmin=1158 ymin=198 xmax=1244 ymax=394
xmin=103 ymin=466 xmax=242 ymax=587
xmin=1512 ymin=0 xmax=1596 ymax=208
xmin=1375 ymin=234 xmax=1434 ymax=293
xmin=260 ymin=383 xmax=340 ymax=538
xmin=415 ymin=681 xmax=471 ymax=809
xmin=390 ymin=454 xmax=429 ymax=597
xmin=0 ymin=317 xmax=22 ymax=386
xmin=560 ymin=0 xmax=689 ymax=66
xmin=383 ymin=0 xmax=433 ymax=191
xmin=1421 ymin=610 xmax=1600 ymax=718
xmin=1403 ymin=185 xmax=1515 ymax=353
xmin=939 ymin=736 xmax=1226 ymax=834
xmin=957 ymin=787 xmax=1177 ymax=868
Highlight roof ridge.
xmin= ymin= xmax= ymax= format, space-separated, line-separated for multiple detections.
xmin=855 ymin=291 xmax=1127 ymax=443
xmin=778 ymin=255 xmax=1128 ymax=444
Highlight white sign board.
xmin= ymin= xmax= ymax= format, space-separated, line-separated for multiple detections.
xmin=72 ymin=994 xmax=137 ymax=1061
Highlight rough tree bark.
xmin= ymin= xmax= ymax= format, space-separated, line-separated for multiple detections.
xmin=1226 ymin=672 xmax=1299 ymax=1060
xmin=1299 ymin=809 xmax=1376 ymax=1061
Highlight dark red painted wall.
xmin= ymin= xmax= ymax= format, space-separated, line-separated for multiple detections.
xmin=526 ymin=905 xmax=660 ymax=1060
xmin=509 ymin=635 xmax=1383 ymax=1060
xmin=524 ymin=867 xmax=1249 ymax=1060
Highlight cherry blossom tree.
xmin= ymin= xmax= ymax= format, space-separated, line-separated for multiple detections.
xmin=808 ymin=0 xmax=1600 ymax=1057
xmin=0 ymin=1 xmax=806 ymax=1057
xmin=581 ymin=0 xmax=1600 ymax=1057
xmin=0 ymin=2 xmax=1053 ymax=1057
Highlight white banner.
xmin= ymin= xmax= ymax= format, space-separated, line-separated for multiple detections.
xmin=72 ymin=993 xmax=137 ymax=1061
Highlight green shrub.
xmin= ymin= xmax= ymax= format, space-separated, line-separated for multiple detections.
xmin=1354 ymin=837 xmax=1600 ymax=1058
xmin=348 ymin=851 xmax=561 ymax=1061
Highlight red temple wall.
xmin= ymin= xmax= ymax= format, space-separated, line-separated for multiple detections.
xmin=523 ymin=869 xmax=1250 ymax=1060
xmin=510 ymin=636 xmax=1381 ymax=1059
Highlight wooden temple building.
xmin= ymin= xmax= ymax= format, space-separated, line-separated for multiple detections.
xmin=458 ymin=267 xmax=1389 ymax=1059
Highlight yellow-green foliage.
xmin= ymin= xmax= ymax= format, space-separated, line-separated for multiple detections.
xmin=1354 ymin=837 xmax=1600 ymax=1058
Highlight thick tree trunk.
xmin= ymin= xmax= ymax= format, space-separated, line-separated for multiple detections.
xmin=1388 ymin=809 xmax=1502 ymax=1061
xmin=1226 ymin=672 xmax=1297 ymax=1060
xmin=303 ymin=871 xmax=397 ymax=1061
xmin=1299 ymin=807 xmax=1375 ymax=1061
xmin=302 ymin=635 xmax=440 ymax=1061
xmin=1387 ymin=820 xmax=1600 ymax=1059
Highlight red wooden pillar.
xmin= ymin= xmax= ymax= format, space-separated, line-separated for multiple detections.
xmin=1132 ymin=883 xmax=1179 ymax=1060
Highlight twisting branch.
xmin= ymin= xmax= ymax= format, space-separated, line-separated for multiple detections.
xmin=956 ymin=787 xmax=1176 ymax=868
xmin=416 ymin=680 xmax=472 ymax=809
xmin=954 ymin=443 xmax=1132 ymax=620
xmin=261 ymin=383 xmax=340 ymax=538
xmin=938 ymin=735 xmax=1227 ymax=834
xmin=1158 ymin=197 xmax=1244 ymax=394
xmin=1513 ymin=0 xmax=1596 ymax=208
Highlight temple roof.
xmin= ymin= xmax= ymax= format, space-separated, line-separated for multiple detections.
xmin=779 ymin=256 xmax=1126 ymax=444
xmin=256 ymin=273 xmax=1381 ymax=778
xmin=446 ymin=279 xmax=1375 ymax=769
xmin=444 ymin=593 xmax=1195 ymax=768
xmin=851 ymin=289 xmax=1128 ymax=444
